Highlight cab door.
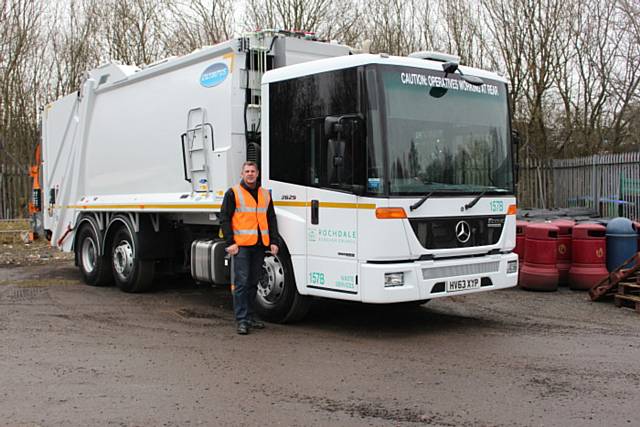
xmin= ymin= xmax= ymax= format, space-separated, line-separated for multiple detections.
xmin=305 ymin=117 xmax=364 ymax=298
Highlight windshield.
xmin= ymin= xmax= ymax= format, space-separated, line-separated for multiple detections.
xmin=370 ymin=64 xmax=514 ymax=196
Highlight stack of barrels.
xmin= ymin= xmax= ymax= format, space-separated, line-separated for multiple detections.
xmin=516 ymin=217 xmax=638 ymax=291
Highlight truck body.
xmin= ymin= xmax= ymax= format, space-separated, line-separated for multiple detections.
xmin=41 ymin=32 xmax=518 ymax=322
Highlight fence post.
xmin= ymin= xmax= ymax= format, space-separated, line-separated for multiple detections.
xmin=0 ymin=164 xmax=5 ymax=219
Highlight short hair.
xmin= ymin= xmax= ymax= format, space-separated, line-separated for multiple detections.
xmin=241 ymin=161 xmax=259 ymax=171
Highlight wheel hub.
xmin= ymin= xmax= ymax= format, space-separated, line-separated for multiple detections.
xmin=113 ymin=240 xmax=134 ymax=280
xmin=257 ymin=254 xmax=285 ymax=305
xmin=81 ymin=237 xmax=97 ymax=274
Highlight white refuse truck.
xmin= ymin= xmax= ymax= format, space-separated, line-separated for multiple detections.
xmin=40 ymin=31 xmax=519 ymax=322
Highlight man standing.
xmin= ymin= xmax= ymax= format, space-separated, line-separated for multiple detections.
xmin=220 ymin=161 xmax=280 ymax=335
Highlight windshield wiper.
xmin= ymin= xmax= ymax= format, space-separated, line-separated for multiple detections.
xmin=464 ymin=190 xmax=488 ymax=210
xmin=410 ymin=191 xmax=434 ymax=211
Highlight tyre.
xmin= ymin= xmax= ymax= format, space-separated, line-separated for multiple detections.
xmin=76 ymin=223 xmax=112 ymax=286
xmin=254 ymin=251 xmax=310 ymax=323
xmin=110 ymin=225 xmax=155 ymax=293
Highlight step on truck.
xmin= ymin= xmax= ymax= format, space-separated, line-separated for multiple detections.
xmin=41 ymin=31 xmax=519 ymax=323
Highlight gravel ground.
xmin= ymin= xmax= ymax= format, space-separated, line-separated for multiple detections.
xmin=0 ymin=240 xmax=73 ymax=266
xmin=0 ymin=248 xmax=639 ymax=426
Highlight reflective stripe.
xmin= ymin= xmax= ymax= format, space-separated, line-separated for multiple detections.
xmin=234 ymin=229 xmax=260 ymax=235
xmin=261 ymin=188 xmax=271 ymax=205
xmin=235 ymin=207 xmax=268 ymax=213
xmin=234 ymin=185 xmax=268 ymax=213
xmin=235 ymin=185 xmax=247 ymax=209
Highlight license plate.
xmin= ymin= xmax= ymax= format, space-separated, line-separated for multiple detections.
xmin=446 ymin=277 xmax=481 ymax=292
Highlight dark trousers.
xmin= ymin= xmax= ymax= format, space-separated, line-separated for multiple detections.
xmin=232 ymin=245 xmax=266 ymax=324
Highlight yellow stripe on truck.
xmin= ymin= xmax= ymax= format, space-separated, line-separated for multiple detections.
xmin=67 ymin=201 xmax=377 ymax=210
xmin=274 ymin=201 xmax=376 ymax=209
xmin=67 ymin=204 xmax=222 ymax=210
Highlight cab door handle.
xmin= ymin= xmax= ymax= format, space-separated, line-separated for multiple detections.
xmin=311 ymin=200 xmax=319 ymax=225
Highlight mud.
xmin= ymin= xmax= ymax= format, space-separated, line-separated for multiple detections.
xmin=1 ymin=259 xmax=639 ymax=426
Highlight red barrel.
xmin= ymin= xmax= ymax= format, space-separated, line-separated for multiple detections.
xmin=569 ymin=223 xmax=608 ymax=290
xmin=515 ymin=220 xmax=528 ymax=262
xmin=552 ymin=219 xmax=575 ymax=285
xmin=520 ymin=223 xmax=559 ymax=291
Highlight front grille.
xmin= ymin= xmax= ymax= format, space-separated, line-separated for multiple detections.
xmin=422 ymin=261 xmax=500 ymax=280
xmin=409 ymin=216 xmax=505 ymax=249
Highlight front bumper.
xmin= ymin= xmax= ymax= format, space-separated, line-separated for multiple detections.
xmin=359 ymin=253 xmax=518 ymax=303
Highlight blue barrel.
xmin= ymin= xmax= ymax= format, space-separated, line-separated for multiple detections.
xmin=605 ymin=217 xmax=638 ymax=271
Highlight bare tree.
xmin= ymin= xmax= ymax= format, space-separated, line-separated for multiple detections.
xmin=246 ymin=0 xmax=333 ymax=31
xmin=244 ymin=0 xmax=363 ymax=47
xmin=608 ymin=0 xmax=640 ymax=149
xmin=100 ymin=0 xmax=172 ymax=66
xmin=0 ymin=0 xmax=45 ymax=166
xmin=482 ymin=0 xmax=529 ymax=119
xmin=363 ymin=0 xmax=421 ymax=55
xmin=47 ymin=0 xmax=103 ymax=99
xmin=483 ymin=0 xmax=572 ymax=161
xmin=436 ymin=2 xmax=495 ymax=69
xmin=165 ymin=0 xmax=236 ymax=55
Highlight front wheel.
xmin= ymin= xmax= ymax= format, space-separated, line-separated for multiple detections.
xmin=254 ymin=252 xmax=310 ymax=323
xmin=110 ymin=226 xmax=154 ymax=293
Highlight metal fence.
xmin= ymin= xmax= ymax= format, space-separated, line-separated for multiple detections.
xmin=519 ymin=152 xmax=640 ymax=220
xmin=0 ymin=164 xmax=30 ymax=219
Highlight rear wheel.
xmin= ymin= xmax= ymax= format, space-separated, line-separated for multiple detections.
xmin=76 ymin=223 xmax=112 ymax=286
xmin=110 ymin=226 xmax=154 ymax=293
xmin=255 ymin=251 xmax=310 ymax=323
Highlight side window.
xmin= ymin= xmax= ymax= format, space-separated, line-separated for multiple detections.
xmin=365 ymin=67 xmax=384 ymax=194
xmin=269 ymin=68 xmax=360 ymax=188
xmin=269 ymin=79 xmax=306 ymax=185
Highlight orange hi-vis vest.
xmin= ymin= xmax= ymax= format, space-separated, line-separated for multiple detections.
xmin=231 ymin=184 xmax=271 ymax=246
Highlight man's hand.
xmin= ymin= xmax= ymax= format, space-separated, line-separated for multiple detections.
xmin=226 ymin=243 xmax=239 ymax=256
xmin=270 ymin=244 xmax=279 ymax=256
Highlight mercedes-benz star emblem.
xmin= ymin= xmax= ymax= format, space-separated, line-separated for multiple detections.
xmin=455 ymin=220 xmax=471 ymax=243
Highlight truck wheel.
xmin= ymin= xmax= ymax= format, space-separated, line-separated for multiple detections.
xmin=77 ymin=223 xmax=112 ymax=286
xmin=110 ymin=226 xmax=154 ymax=293
xmin=254 ymin=252 xmax=310 ymax=323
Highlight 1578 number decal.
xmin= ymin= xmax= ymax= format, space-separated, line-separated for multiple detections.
xmin=309 ymin=272 xmax=325 ymax=285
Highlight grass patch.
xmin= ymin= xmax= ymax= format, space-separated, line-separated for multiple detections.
xmin=0 ymin=219 xmax=29 ymax=231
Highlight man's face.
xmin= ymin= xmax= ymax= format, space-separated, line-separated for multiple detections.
xmin=241 ymin=165 xmax=259 ymax=186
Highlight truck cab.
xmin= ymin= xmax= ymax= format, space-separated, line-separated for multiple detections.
xmin=260 ymin=54 xmax=518 ymax=308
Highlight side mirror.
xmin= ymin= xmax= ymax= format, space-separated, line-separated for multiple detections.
xmin=511 ymin=130 xmax=521 ymax=145
xmin=329 ymin=139 xmax=346 ymax=167
xmin=351 ymin=184 xmax=365 ymax=196
xmin=512 ymin=131 xmax=521 ymax=185
xmin=324 ymin=116 xmax=342 ymax=139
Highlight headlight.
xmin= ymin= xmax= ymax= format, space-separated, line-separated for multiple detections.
xmin=507 ymin=260 xmax=518 ymax=274
xmin=384 ymin=272 xmax=404 ymax=287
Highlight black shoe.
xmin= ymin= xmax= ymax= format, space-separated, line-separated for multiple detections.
xmin=236 ymin=323 xmax=249 ymax=335
xmin=247 ymin=319 xmax=265 ymax=329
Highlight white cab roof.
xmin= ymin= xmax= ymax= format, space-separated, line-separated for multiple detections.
xmin=262 ymin=53 xmax=508 ymax=85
